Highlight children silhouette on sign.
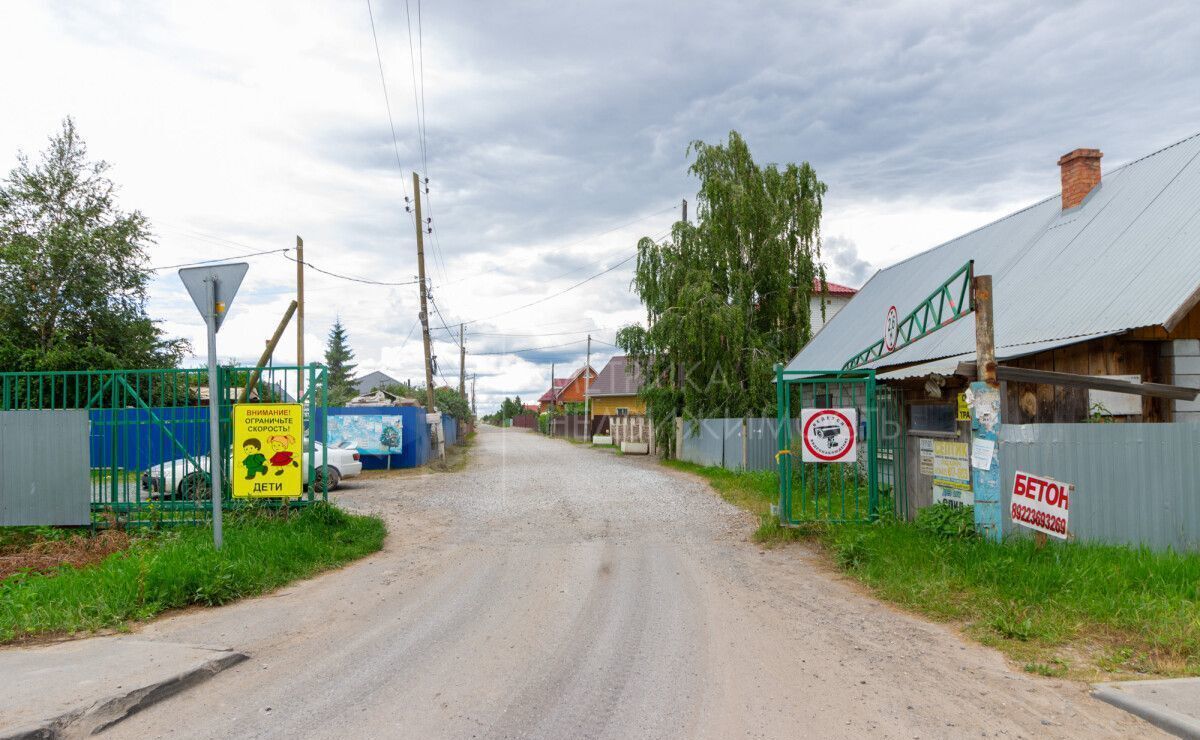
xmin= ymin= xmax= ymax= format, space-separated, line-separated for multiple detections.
xmin=268 ymin=434 xmax=299 ymax=476
xmin=240 ymin=438 xmax=268 ymax=480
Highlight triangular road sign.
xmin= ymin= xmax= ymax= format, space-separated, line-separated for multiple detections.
xmin=178 ymin=262 xmax=249 ymax=332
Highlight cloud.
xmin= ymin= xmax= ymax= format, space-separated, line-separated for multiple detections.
xmin=823 ymin=236 xmax=875 ymax=287
xmin=4 ymin=0 xmax=1199 ymax=411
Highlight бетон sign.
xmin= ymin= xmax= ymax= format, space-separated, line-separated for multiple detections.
xmin=1010 ymin=470 xmax=1071 ymax=539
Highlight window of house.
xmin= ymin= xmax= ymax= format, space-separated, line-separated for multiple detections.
xmin=616 ymin=407 xmax=629 ymax=416
xmin=909 ymin=402 xmax=957 ymax=435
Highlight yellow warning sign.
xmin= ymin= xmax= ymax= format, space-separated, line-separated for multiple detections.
xmin=232 ymin=403 xmax=304 ymax=498
xmin=957 ymin=392 xmax=971 ymax=421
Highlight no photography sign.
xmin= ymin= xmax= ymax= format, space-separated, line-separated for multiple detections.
xmin=800 ymin=408 xmax=857 ymax=463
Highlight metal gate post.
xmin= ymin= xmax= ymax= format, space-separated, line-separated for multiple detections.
xmin=866 ymin=370 xmax=879 ymax=520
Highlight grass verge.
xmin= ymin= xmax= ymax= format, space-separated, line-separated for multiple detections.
xmin=671 ymin=459 xmax=1200 ymax=680
xmin=0 ymin=503 xmax=385 ymax=643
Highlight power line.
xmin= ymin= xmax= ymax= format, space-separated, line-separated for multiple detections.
xmin=282 ymin=251 xmax=420 ymax=287
xmin=459 ymin=240 xmax=654 ymax=327
xmin=473 ymin=338 xmax=589 ymax=356
xmin=150 ymin=248 xmax=289 ymax=272
xmin=467 ymin=327 xmax=619 ymax=338
xmin=437 ymin=205 xmax=677 ymax=288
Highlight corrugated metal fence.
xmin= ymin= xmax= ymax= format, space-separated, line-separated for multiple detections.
xmin=0 ymin=410 xmax=91 ymax=526
xmin=679 ymin=418 xmax=791 ymax=471
xmin=999 ymin=423 xmax=1200 ymax=551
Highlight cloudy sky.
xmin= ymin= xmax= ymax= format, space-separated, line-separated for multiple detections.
xmin=2 ymin=1 xmax=1198 ymax=411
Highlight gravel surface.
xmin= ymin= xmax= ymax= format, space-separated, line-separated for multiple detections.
xmin=102 ymin=426 xmax=1158 ymax=739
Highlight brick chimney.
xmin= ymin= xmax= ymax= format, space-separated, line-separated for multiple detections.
xmin=1057 ymin=148 xmax=1102 ymax=210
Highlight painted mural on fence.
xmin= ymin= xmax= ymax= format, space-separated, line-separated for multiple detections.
xmin=326 ymin=415 xmax=403 ymax=455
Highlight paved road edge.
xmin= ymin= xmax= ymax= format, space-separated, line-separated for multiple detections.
xmin=1092 ymin=685 xmax=1200 ymax=739
xmin=1 ymin=648 xmax=248 ymax=740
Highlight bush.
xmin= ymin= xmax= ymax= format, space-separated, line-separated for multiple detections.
xmin=914 ymin=503 xmax=976 ymax=539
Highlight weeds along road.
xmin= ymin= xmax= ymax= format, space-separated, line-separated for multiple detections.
xmin=105 ymin=426 xmax=1157 ymax=739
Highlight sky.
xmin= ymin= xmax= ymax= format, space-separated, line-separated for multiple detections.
xmin=1 ymin=1 xmax=1198 ymax=412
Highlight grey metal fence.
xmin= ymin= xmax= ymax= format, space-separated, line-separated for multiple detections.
xmin=680 ymin=417 xmax=793 ymax=471
xmin=999 ymin=423 xmax=1200 ymax=551
xmin=0 ymin=410 xmax=91 ymax=526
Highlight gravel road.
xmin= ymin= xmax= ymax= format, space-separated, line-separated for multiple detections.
xmin=103 ymin=426 xmax=1156 ymax=739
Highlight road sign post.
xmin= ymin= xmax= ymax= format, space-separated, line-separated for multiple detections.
xmin=179 ymin=263 xmax=249 ymax=550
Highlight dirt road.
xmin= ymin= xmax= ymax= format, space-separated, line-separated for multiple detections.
xmin=104 ymin=426 xmax=1155 ymax=739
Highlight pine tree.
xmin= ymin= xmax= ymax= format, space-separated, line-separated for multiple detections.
xmin=324 ymin=318 xmax=358 ymax=405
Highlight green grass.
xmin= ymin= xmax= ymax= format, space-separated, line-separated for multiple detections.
xmin=0 ymin=503 xmax=385 ymax=643
xmin=671 ymin=460 xmax=1200 ymax=679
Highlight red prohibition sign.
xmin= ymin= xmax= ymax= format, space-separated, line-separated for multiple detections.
xmin=803 ymin=409 xmax=855 ymax=461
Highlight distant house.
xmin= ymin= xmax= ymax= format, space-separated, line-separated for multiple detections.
xmin=537 ymin=378 xmax=569 ymax=412
xmin=537 ymin=366 xmax=597 ymax=412
xmin=586 ymin=355 xmax=645 ymax=418
xmin=811 ymin=278 xmax=858 ymax=335
xmin=355 ymin=371 xmax=401 ymax=395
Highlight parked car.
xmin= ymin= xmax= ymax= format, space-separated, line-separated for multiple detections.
xmin=141 ymin=442 xmax=362 ymax=500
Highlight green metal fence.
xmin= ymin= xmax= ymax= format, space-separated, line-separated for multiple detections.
xmin=775 ymin=367 xmax=907 ymax=524
xmin=0 ymin=364 xmax=328 ymax=526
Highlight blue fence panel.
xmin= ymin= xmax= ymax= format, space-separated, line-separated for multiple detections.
xmin=442 ymin=415 xmax=458 ymax=447
xmin=317 ymin=406 xmax=429 ymax=469
xmin=89 ymin=406 xmax=211 ymax=470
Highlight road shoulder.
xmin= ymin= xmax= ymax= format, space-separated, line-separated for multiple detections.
xmin=0 ymin=636 xmax=246 ymax=739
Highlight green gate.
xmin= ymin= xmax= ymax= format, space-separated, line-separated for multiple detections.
xmin=0 ymin=364 xmax=329 ymax=526
xmin=775 ymin=367 xmax=907 ymax=524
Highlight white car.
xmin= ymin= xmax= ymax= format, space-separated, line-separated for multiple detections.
xmin=141 ymin=442 xmax=362 ymax=499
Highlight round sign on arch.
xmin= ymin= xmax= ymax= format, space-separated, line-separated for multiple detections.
xmin=883 ymin=305 xmax=899 ymax=353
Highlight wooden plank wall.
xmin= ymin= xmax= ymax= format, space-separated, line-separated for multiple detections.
xmin=1001 ymin=335 xmax=1170 ymax=423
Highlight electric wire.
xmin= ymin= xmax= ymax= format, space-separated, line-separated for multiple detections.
xmin=150 ymin=248 xmax=289 ymax=272
xmin=365 ymin=0 xmax=414 ymax=213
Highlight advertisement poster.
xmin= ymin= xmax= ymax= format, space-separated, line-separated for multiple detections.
xmin=932 ymin=439 xmax=971 ymax=490
xmin=1010 ymin=470 xmax=1071 ymax=539
xmin=326 ymin=414 xmax=403 ymax=455
xmin=233 ymin=403 xmax=304 ymax=498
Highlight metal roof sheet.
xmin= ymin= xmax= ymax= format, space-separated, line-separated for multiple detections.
xmin=786 ymin=132 xmax=1200 ymax=374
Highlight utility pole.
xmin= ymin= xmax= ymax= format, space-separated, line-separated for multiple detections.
xmin=584 ymin=334 xmax=592 ymax=439
xmin=459 ymin=323 xmax=466 ymax=398
xmin=296 ymin=235 xmax=305 ymax=398
xmin=681 ymin=198 xmax=687 ymax=223
xmin=471 ymin=373 xmax=476 ymax=416
xmin=412 ymin=172 xmax=436 ymax=413
xmin=969 ymin=273 xmax=1003 ymax=543
xmin=549 ymin=363 xmax=555 ymax=437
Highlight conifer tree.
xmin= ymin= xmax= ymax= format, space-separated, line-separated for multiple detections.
xmin=324 ymin=318 xmax=358 ymax=405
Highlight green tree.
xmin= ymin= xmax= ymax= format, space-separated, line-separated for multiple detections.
xmin=323 ymin=318 xmax=358 ymax=405
xmin=618 ymin=131 xmax=827 ymax=454
xmin=0 ymin=118 xmax=187 ymax=371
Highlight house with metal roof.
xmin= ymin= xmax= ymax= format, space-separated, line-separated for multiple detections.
xmin=537 ymin=366 xmax=596 ymax=412
xmin=787 ymin=133 xmax=1200 ymax=427
xmin=586 ymin=355 xmax=646 ymax=419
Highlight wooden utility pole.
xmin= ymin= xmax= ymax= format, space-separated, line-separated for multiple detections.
xmin=584 ymin=334 xmax=592 ymax=438
xmin=973 ymin=275 xmax=996 ymax=385
xmin=413 ymin=172 xmax=436 ymax=413
xmin=471 ymin=373 xmax=476 ymax=416
xmin=458 ymin=323 xmax=466 ymax=398
xmin=296 ymin=235 xmax=305 ymax=397
xmin=681 ymin=198 xmax=687 ymax=223
xmin=549 ymin=363 xmax=555 ymax=437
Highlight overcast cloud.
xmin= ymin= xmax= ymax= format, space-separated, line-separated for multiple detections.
xmin=2 ymin=0 xmax=1198 ymax=410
